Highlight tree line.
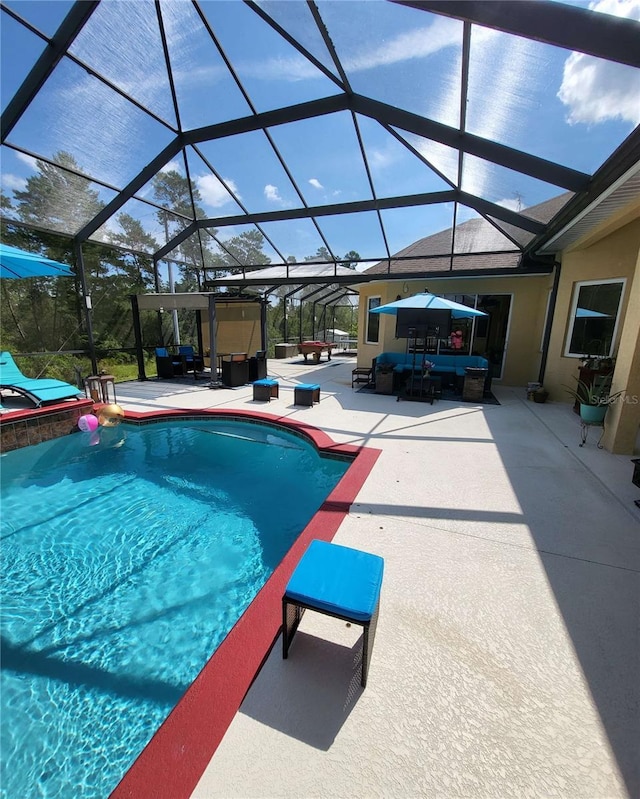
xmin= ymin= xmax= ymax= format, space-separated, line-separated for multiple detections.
xmin=1 ymin=152 xmax=359 ymax=380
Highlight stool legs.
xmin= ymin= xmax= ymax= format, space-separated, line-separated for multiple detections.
xmin=282 ymin=596 xmax=379 ymax=687
xmin=361 ymin=600 xmax=380 ymax=687
xmin=282 ymin=599 xmax=305 ymax=658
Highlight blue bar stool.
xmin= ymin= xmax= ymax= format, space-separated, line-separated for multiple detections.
xmin=253 ymin=378 xmax=279 ymax=402
xmin=294 ymin=383 xmax=320 ymax=406
xmin=282 ymin=540 xmax=384 ymax=687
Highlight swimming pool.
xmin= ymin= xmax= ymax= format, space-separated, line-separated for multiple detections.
xmin=1 ymin=416 xmax=352 ymax=799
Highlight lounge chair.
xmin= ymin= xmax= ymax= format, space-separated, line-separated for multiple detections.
xmin=155 ymin=347 xmax=187 ymax=379
xmin=0 ymin=351 xmax=82 ymax=407
xmin=178 ymin=345 xmax=204 ymax=374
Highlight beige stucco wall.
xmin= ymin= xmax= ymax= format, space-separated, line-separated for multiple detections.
xmin=542 ymin=210 xmax=640 ymax=454
xmin=542 ymin=218 xmax=640 ymax=398
xmin=357 ymin=274 xmax=553 ymax=386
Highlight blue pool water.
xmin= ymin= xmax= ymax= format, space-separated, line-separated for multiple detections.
xmin=1 ymin=419 xmax=349 ymax=799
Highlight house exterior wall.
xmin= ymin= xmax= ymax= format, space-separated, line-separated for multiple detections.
xmin=543 ymin=212 xmax=640 ymax=454
xmin=357 ymin=274 xmax=552 ymax=387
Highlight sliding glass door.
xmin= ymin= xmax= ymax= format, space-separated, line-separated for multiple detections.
xmin=443 ymin=294 xmax=512 ymax=379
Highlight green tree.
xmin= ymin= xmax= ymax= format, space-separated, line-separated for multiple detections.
xmin=304 ymin=246 xmax=332 ymax=262
xmin=109 ymin=213 xmax=159 ymax=286
xmin=2 ymin=153 xmax=107 ymax=355
xmin=216 ymin=229 xmax=271 ymax=269
xmin=13 ymin=151 xmax=103 ymax=234
xmin=152 ymin=169 xmax=210 ymax=289
xmin=341 ymin=250 xmax=361 ymax=269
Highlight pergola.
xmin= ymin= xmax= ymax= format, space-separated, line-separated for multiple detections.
xmin=2 ymin=0 xmax=639 ymax=369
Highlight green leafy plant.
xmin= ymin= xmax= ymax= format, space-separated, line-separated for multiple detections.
xmin=563 ymin=377 xmax=624 ymax=407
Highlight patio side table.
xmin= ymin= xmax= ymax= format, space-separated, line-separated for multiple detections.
xmin=352 ymin=367 xmax=372 ymax=389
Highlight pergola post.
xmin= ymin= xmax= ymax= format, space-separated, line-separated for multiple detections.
xmin=74 ymin=240 xmax=98 ymax=375
xmin=208 ymin=294 xmax=219 ymax=386
xmin=130 ymin=294 xmax=147 ymax=381
xmin=260 ymin=298 xmax=268 ymax=354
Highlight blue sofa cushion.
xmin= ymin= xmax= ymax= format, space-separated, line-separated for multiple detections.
xmin=376 ymin=352 xmax=488 ymax=378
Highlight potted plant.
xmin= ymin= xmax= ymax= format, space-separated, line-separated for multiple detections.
xmin=563 ymin=377 xmax=624 ymax=423
xmin=533 ymin=386 xmax=549 ymax=403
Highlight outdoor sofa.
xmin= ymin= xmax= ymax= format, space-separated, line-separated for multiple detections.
xmin=374 ymin=352 xmax=490 ymax=393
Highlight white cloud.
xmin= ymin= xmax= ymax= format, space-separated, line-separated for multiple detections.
xmin=1 ymin=174 xmax=27 ymax=191
xmin=264 ymin=184 xmax=283 ymax=203
xmin=15 ymin=152 xmax=38 ymax=170
xmin=345 ymin=17 xmax=461 ymax=72
xmin=557 ymin=0 xmax=640 ymax=126
xmin=236 ymin=16 xmax=460 ymax=83
xmin=196 ymin=174 xmax=240 ymax=208
xmin=238 ymin=55 xmax=321 ymax=82
xmin=309 ymin=178 xmax=323 ymax=189
xmin=368 ymin=146 xmax=397 ymax=170
xmin=162 ymin=159 xmax=184 ymax=175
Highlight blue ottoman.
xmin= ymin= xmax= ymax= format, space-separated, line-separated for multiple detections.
xmin=282 ymin=540 xmax=384 ymax=687
xmin=294 ymin=383 xmax=320 ymax=406
xmin=253 ymin=378 xmax=279 ymax=402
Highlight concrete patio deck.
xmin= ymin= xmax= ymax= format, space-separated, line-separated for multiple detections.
xmin=114 ymin=355 xmax=639 ymax=799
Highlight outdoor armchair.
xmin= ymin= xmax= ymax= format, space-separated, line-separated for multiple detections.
xmin=155 ymin=347 xmax=187 ymax=378
xmin=178 ymin=345 xmax=205 ymax=373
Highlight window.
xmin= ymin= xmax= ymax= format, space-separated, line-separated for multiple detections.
xmin=565 ymin=279 xmax=625 ymax=357
xmin=366 ymin=296 xmax=381 ymax=343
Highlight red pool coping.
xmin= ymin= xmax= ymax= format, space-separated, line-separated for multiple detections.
xmin=111 ymin=408 xmax=380 ymax=799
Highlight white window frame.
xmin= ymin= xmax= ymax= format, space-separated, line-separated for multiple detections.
xmin=564 ymin=278 xmax=626 ymax=358
xmin=366 ymin=296 xmax=381 ymax=344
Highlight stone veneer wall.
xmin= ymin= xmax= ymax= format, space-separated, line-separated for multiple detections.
xmin=0 ymin=399 xmax=94 ymax=452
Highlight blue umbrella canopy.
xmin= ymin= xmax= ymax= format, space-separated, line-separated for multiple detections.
xmin=370 ymin=292 xmax=487 ymax=318
xmin=0 ymin=243 xmax=74 ymax=279
xmin=575 ymin=307 xmax=610 ymax=318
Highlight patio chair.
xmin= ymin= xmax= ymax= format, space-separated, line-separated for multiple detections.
xmin=0 ymin=351 xmax=82 ymax=407
xmin=178 ymin=345 xmax=205 ymax=374
xmin=155 ymin=347 xmax=187 ymax=379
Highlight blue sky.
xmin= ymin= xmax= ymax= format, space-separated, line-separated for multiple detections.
xmin=1 ymin=0 xmax=638 ymax=270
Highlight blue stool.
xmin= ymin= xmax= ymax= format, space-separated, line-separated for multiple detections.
xmin=282 ymin=540 xmax=384 ymax=687
xmin=294 ymin=383 xmax=320 ymax=406
xmin=253 ymin=378 xmax=279 ymax=402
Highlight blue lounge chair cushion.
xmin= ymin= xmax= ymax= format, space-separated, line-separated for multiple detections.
xmin=285 ymin=540 xmax=384 ymax=622
xmin=254 ymin=378 xmax=278 ymax=387
xmin=0 ymin=352 xmax=81 ymax=406
xmin=296 ymin=383 xmax=320 ymax=391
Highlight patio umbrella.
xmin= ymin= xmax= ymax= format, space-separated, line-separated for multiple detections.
xmin=575 ymin=307 xmax=610 ymax=318
xmin=370 ymin=291 xmax=487 ymax=318
xmin=0 ymin=243 xmax=74 ymax=279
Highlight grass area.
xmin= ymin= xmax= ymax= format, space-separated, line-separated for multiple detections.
xmin=100 ymin=358 xmax=156 ymax=382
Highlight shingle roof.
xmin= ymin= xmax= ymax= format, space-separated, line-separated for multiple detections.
xmin=364 ymin=193 xmax=573 ymax=276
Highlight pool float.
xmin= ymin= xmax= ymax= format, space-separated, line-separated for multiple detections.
xmin=97 ymin=403 xmax=125 ymax=427
xmin=77 ymin=413 xmax=99 ymax=432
